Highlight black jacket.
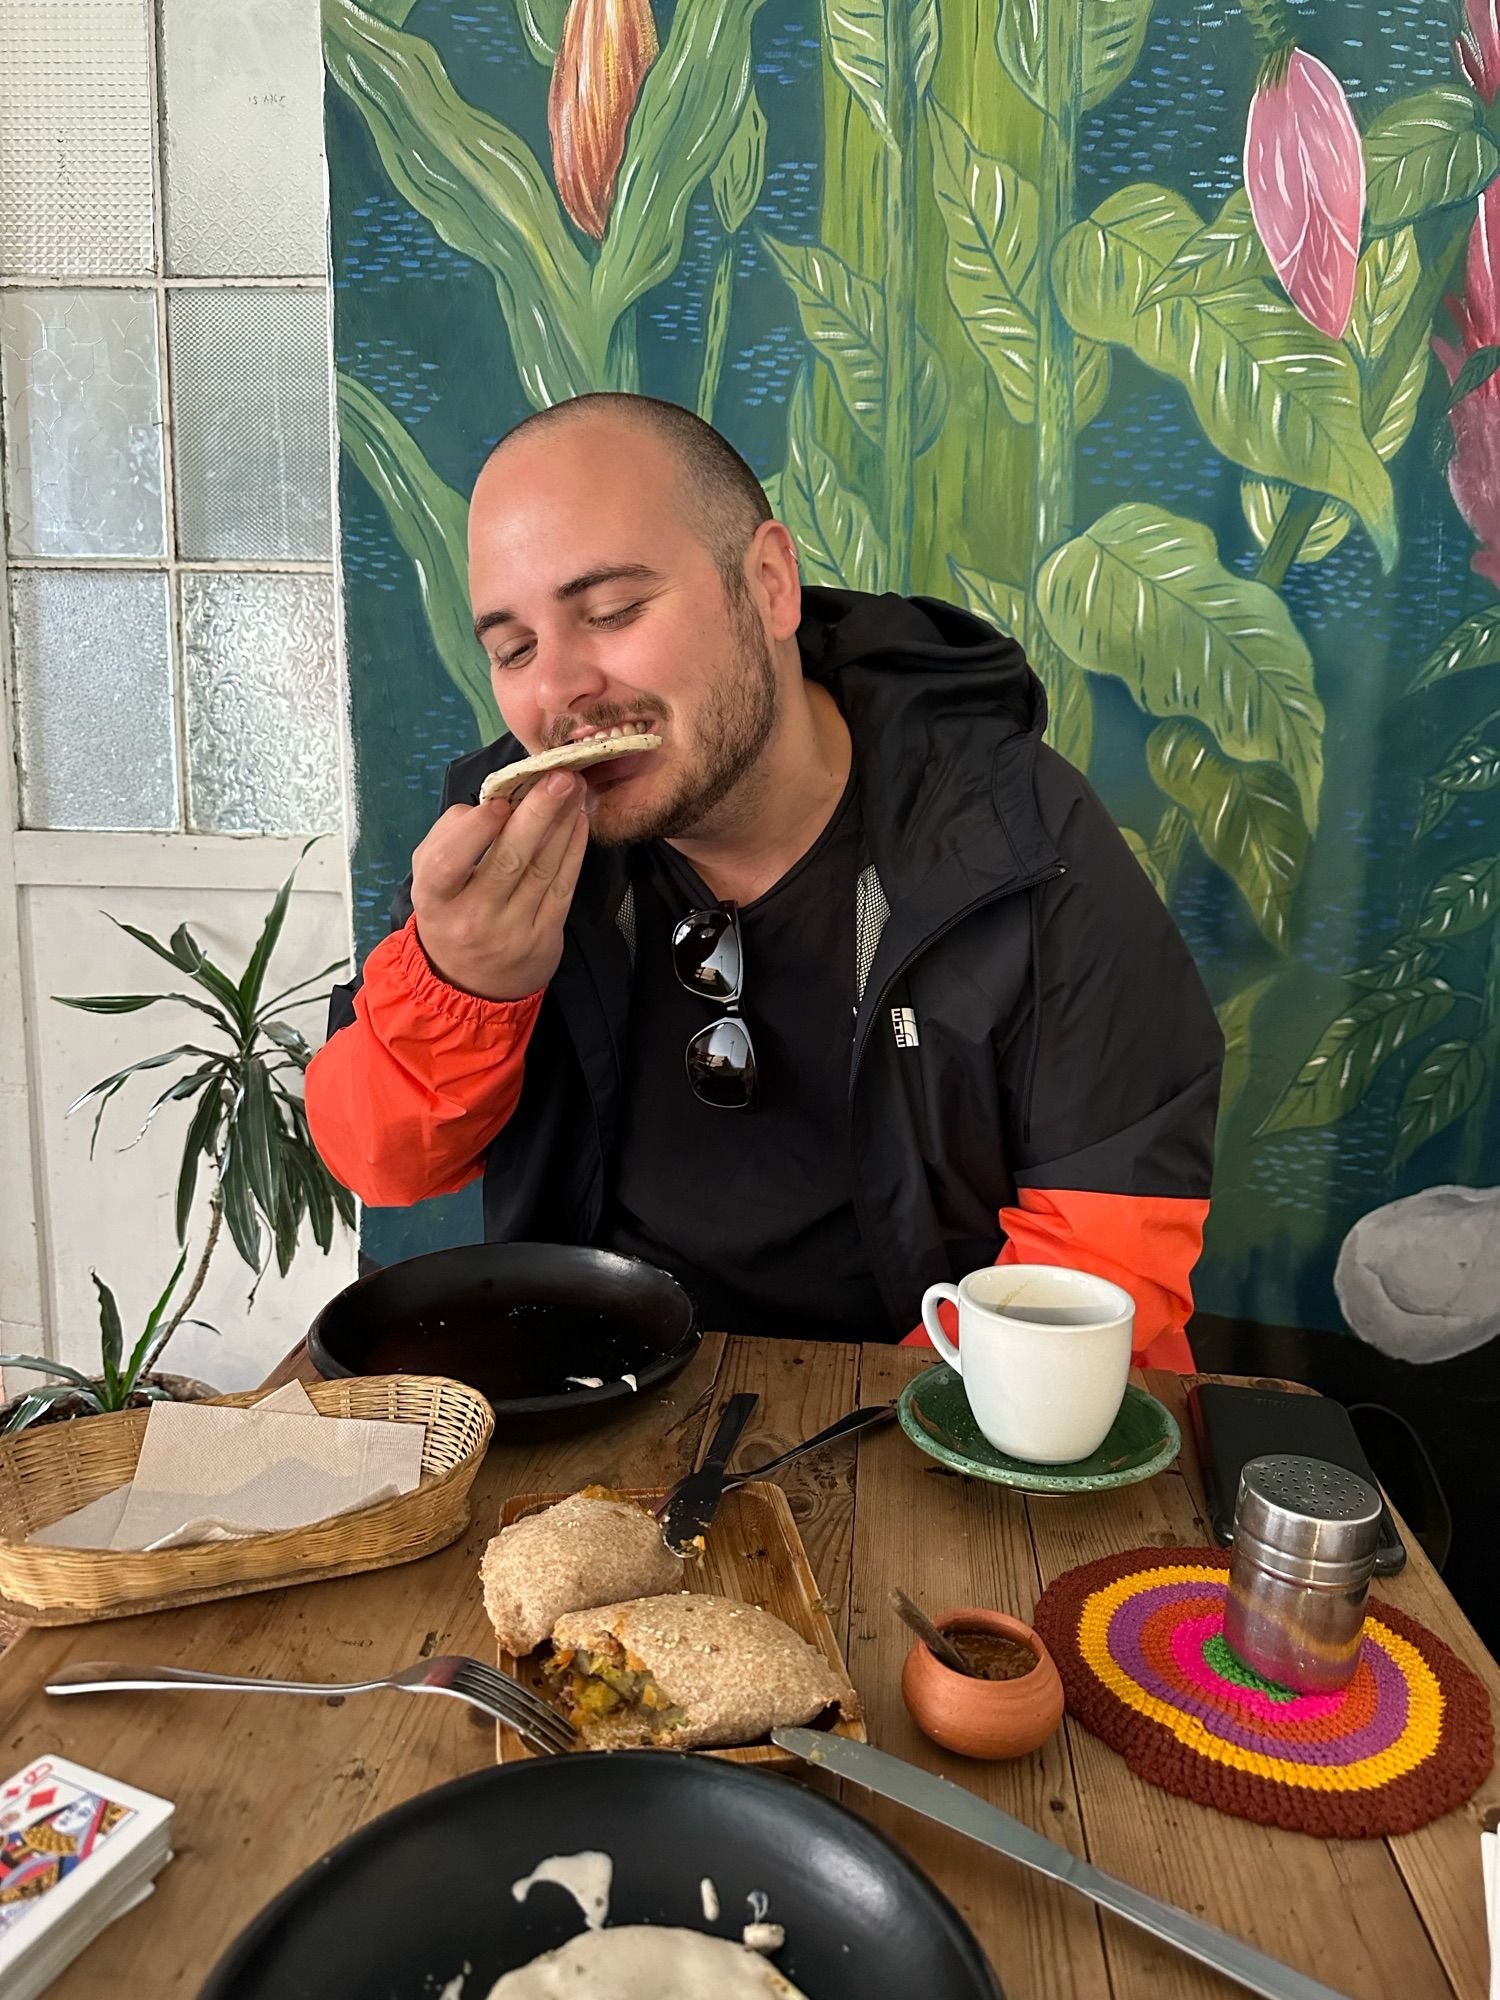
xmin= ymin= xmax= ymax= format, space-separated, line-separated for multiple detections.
xmin=328 ymin=587 xmax=1223 ymax=1339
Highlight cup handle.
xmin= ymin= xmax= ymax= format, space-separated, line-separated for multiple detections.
xmin=920 ymin=1284 xmax=962 ymax=1373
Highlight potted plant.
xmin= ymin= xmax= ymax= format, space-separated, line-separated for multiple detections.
xmin=0 ymin=844 xmax=353 ymax=1432
xmin=0 ymin=1255 xmax=220 ymax=1433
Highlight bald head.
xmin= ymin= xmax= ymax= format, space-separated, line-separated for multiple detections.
xmin=480 ymin=394 xmax=772 ymax=593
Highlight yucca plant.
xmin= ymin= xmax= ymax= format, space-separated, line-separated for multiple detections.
xmin=48 ymin=841 xmax=352 ymax=1338
xmin=0 ymin=1253 xmax=214 ymax=1434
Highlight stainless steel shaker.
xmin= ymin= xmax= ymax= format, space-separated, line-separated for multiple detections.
xmin=1222 ymin=1454 xmax=1382 ymax=1695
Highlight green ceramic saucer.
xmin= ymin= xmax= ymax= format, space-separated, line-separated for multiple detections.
xmin=897 ymin=1364 xmax=1181 ymax=1492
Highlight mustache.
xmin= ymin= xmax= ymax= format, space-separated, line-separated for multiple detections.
xmin=542 ymin=699 xmax=669 ymax=750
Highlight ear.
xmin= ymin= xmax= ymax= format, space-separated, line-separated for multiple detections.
xmin=747 ymin=520 xmax=801 ymax=643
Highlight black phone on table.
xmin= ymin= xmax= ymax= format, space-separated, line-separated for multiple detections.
xmin=1187 ymin=1381 xmax=1408 ymax=1575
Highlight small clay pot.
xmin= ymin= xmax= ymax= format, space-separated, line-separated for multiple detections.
xmin=901 ymin=1607 xmax=1065 ymax=1760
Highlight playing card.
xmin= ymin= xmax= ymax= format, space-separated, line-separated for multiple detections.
xmin=0 ymin=1756 xmax=171 ymax=1976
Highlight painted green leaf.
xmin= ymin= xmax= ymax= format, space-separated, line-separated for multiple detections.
xmin=926 ymin=101 xmax=1108 ymax=429
xmin=1138 ymin=189 xmax=1272 ymax=308
xmin=1119 ymin=828 xmax=1167 ymax=900
xmin=1430 ymin=741 xmax=1500 ymax=796
xmin=1257 ymin=980 xmax=1456 ymax=1135
xmin=948 ymin=561 xmax=1029 ymax=643
xmin=1413 ymin=855 xmax=1500 ymax=940
xmin=1346 ymin=939 xmax=1443 ymax=992
xmin=1216 ymin=973 xmax=1276 ymax=1123
xmin=1352 ymin=228 xmax=1422 ymax=364
xmin=1409 ymin=606 xmax=1500 ymax=693
xmin=1147 ymin=720 xmax=1309 ymax=950
xmin=1242 ymin=230 xmax=1427 ymax=565
xmin=323 ymin=0 xmax=601 ymax=407
xmin=1394 ymin=1040 xmax=1489 ymax=1164
xmin=762 ymin=472 xmax=784 ymax=519
xmin=997 ymin=0 xmax=1154 ymax=116
xmin=1364 ymin=87 xmax=1500 ymax=233
xmin=824 ymin=0 xmax=940 ymax=146
xmin=781 ymin=373 xmax=888 ymax=594
xmin=763 ymin=236 xmax=948 ymax=452
xmin=508 ymin=0 xmax=565 ymax=62
xmin=1240 ymin=479 xmax=1348 ymax=567
xmin=947 ymin=559 xmax=1091 ymax=765
xmin=337 ymin=373 xmax=499 ymax=740
xmin=1035 ymin=502 xmax=1324 ymax=827
xmin=712 ymin=90 xmax=767 ymax=236
xmin=1053 ymin=185 xmax=1397 ymax=567
xmin=1417 ymin=738 xmax=1500 ymax=838
xmin=1448 ymin=343 xmax=1500 ymax=411
xmin=595 ymin=0 xmax=766 ymax=318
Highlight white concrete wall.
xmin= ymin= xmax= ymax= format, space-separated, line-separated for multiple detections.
xmin=6 ymin=832 xmax=356 ymax=1395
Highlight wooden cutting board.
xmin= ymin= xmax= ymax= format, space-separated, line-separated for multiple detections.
xmin=494 ymin=1480 xmax=866 ymax=1769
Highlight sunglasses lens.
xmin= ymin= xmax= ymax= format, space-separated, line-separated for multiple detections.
xmin=672 ymin=908 xmax=742 ymax=1002
xmin=685 ymin=1018 xmax=756 ymax=1108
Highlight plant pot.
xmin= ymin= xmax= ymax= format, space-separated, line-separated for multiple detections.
xmin=901 ymin=1607 xmax=1065 ymax=1760
xmin=0 ymin=1370 xmax=219 ymax=1432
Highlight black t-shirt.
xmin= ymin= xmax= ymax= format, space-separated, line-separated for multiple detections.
xmin=602 ymin=775 xmax=888 ymax=1340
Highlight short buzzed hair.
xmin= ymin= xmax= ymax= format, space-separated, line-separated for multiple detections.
xmin=484 ymin=394 xmax=772 ymax=591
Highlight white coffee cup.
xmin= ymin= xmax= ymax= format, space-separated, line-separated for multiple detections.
xmin=919 ymin=1265 xmax=1135 ymax=1464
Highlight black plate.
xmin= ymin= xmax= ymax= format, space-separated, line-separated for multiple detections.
xmin=199 ymin=1753 xmax=1003 ymax=1999
xmin=308 ymin=1242 xmax=699 ymax=1438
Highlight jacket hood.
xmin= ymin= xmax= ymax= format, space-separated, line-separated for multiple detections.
xmin=794 ymin=587 xmax=1055 ymax=910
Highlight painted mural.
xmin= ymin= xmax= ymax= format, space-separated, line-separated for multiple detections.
xmin=324 ymin=0 xmax=1500 ymax=1335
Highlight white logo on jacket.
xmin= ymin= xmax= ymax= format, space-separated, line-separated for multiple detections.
xmin=891 ymin=1005 xmax=920 ymax=1049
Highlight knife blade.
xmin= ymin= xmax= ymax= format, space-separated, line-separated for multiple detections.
xmin=655 ymin=1392 xmax=758 ymax=1554
xmin=770 ymin=1730 xmax=1352 ymax=2000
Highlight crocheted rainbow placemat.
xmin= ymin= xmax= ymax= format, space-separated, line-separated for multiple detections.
xmin=1032 ymin=1547 xmax=1493 ymax=1838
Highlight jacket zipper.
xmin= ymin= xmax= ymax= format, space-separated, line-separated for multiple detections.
xmin=846 ymin=860 xmax=1066 ymax=1335
xmin=848 ymin=861 xmax=1067 ymax=1087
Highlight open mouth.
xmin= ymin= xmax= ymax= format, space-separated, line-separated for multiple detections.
xmin=564 ymin=719 xmax=658 ymax=747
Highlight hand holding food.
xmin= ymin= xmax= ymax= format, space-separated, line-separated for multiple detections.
xmin=409 ymin=772 xmax=592 ymax=1002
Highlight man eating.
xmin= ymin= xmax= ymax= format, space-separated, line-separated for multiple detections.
xmin=307 ymin=394 xmax=1223 ymax=1367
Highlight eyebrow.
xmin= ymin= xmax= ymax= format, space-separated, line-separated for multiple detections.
xmin=472 ymin=563 xmax=662 ymax=643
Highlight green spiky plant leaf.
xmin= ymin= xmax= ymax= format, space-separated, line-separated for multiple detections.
xmin=50 ymin=842 xmax=353 ymax=1347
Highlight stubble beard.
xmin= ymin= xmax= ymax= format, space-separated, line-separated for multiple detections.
xmin=588 ymin=594 xmax=780 ymax=847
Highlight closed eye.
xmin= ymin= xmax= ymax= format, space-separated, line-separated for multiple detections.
xmin=588 ymin=601 xmax=644 ymax=628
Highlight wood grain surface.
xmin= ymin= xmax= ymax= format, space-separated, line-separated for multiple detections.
xmin=0 ymin=1336 xmax=1492 ymax=1999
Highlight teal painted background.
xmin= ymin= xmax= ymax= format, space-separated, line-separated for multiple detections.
xmin=323 ymin=0 xmax=1500 ymax=1335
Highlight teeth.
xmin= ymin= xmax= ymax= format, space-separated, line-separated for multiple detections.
xmin=572 ymin=722 xmax=649 ymax=744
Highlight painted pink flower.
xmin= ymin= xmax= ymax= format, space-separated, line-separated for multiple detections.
xmin=1433 ymin=179 xmax=1500 ymax=588
xmin=1455 ymin=0 xmax=1500 ymax=102
xmin=1244 ymin=49 xmax=1364 ymax=339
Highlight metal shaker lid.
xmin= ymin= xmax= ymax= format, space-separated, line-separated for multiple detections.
xmin=1233 ymin=1454 xmax=1382 ymax=1574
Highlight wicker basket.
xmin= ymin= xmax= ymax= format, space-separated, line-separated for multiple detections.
xmin=0 ymin=1374 xmax=493 ymax=1627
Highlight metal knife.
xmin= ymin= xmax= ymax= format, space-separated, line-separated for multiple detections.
xmin=770 ymin=1729 xmax=1352 ymax=2000
xmin=654 ymin=1392 xmax=758 ymax=1554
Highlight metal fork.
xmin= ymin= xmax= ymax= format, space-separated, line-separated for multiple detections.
xmin=46 ymin=1655 xmax=578 ymax=1758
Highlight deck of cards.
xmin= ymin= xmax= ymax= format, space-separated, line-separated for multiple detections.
xmin=0 ymin=1755 xmax=172 ymax=1999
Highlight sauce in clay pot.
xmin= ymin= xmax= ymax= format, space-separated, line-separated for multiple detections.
xmin=901 ymin=1607 xmax=1064 ymax=1759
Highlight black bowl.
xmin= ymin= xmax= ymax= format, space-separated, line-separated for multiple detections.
xmin=199 ymin=1753 xmax=1003 ymax=1999
xmin=308 ymin=1242 xmax=700 ymax=1438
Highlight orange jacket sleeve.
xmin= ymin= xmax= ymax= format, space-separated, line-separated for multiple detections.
xmin=901 ymin=1189 xmax=1207 ymax=1371
xmin=305 ymin=915 xmax=545 ymax=1208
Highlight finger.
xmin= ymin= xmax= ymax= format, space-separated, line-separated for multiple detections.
xmin=541 ymin=806 xmax=591 ymax=916
xmin=471 ymin=771 xmax=583 ymax=896
xmin=510 ymin=787 xmax=589 ymax=919
xmin=412 ymin=798 xmax=513 ymax=903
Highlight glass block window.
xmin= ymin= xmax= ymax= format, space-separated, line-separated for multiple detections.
xmin=1 ymin=0 xmax=340 ymax=837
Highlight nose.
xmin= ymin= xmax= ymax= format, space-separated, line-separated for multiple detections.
xmin=528 ymin=643 xmax=610 ymax=725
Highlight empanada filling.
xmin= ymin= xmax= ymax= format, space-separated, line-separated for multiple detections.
xmin=547 ymin=1641 xmax=687 ymax=1734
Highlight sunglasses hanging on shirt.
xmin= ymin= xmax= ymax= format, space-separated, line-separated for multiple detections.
xmin=671 ymin=903 xmax=758 ymax=1109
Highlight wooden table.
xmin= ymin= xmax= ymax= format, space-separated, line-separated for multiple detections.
xmin=0 ymin=1336 xmax=1495 ymax=1998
